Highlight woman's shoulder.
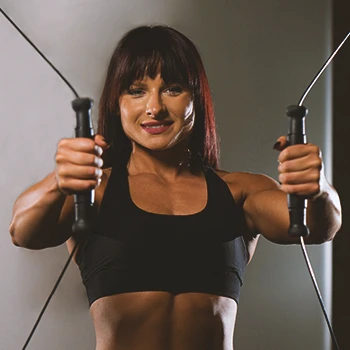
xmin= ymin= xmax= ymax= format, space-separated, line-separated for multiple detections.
xmin=212 ymin=168 xmax=279 ymax=197
xmin=213 ymin=168 xmax=275 ymax=182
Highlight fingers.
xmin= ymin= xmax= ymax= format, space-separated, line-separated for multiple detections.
xmin=57 ymin=164 xmax=103 ymax=179
xmin=56 ymin=177 xmax=102 ymax=195
xmin=56 ymin=147 xmax=103 ymax=167
xmin=278 ymin=143 xmax=321 ymax=163
xmin=278 ymin=151 xmax=322 ymax=173
xmin=279 ymin=182 xmax=321 ymax=197
xmin=58 ymin=137 xmax=103 ymax=154
xmin=55 ymin=134 xmax=107 ymax=195
xmin=278 ymin=166 xmax=321 ymax=183
xmin=274 ymin=136 xmax=323 ymax=199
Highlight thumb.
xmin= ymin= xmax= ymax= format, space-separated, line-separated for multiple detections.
xmin=273 ymin=136 xmax=288 ymax=151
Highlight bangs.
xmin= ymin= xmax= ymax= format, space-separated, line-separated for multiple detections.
xmin=116 ymin=27 xmax=197 ymax=92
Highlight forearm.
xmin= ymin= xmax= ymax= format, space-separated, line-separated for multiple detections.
xmin=243 ymin=173 xmax=342 ymax=245
xmin=9 ymin=172 xmax=71 ymax=249
xmin=306 ymin=182 xmax=342 ymax=244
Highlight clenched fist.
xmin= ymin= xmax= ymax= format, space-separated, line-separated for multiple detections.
xmin=55 ymin=134 xmax=109 ymax=195
xmin=274 ymin=136 xmax=324 ymax=199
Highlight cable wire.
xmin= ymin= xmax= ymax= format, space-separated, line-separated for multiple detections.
xmin=300 ymin=237 xmax=340 ymax=350
xmin=299 ymin=32 xmax=350 ymax=106
xmin=0 ymin=7 xmax=82 ymax=349
xmin=0 ymin=7 xmax=80 ymax=98
xmin=21 ymin=243 xmax=78 ymax=350
xmin=292 ymin=33 xmax=350 ymax=350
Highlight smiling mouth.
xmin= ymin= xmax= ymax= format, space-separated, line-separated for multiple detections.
xmin=142 ymin=124 xmax=169 ymax=129
xmin=140 ymin=122 xmax=174 ymax=134
xmin=141 ymin=121 xmax=174 ymax=128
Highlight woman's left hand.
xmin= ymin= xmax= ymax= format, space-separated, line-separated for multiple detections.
xmin=274 ymin=136 xmax=324 ymax=199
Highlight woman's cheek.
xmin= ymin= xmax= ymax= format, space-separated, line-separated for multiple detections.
xmin=120 ymin=113 xmax=135 ymax=139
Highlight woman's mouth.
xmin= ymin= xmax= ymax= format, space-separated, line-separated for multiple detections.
xmin=141 ymin=121 xmax=174 ymax=134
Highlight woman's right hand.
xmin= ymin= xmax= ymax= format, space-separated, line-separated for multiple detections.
xmin=55 ymin=134 xmax=109 ymax=195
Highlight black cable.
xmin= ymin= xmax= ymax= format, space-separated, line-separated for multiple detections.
xmin=300 ymin=237 xmax=340 ymax=350
xmin=21 ymin=242 xmax=78 ymax=350
xmin=0 ymin=7 xmax=79 ymax=98
xmin=0 ymin=7 xmax=82 ymax=349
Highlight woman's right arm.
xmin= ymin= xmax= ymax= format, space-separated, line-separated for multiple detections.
xmin=9 ymin=172 xmax=74 ymax=249
xmin=9 ymin=135 xmax=108 ymax=250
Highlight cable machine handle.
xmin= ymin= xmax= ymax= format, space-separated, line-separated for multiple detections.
xmin=71 ymin=97 xmax=94 ymax=233
xmin=286 ymin=104 xmax=310 ymax=237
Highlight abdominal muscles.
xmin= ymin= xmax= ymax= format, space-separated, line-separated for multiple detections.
xmin=90 ymin=291 xmax=237 ymax=350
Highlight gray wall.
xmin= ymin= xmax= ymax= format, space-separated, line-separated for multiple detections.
xmin=0 ymin=1 xmax=334 ymax=349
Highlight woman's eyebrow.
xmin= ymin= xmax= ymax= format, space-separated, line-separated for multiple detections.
xmin=129 ymin=81 xmax=148 ymax=87
xmin=129 ymin=79 xmax=186 ymax=89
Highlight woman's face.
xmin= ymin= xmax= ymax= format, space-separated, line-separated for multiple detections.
xmin=119 ymin=74 xmax=195 ymax=151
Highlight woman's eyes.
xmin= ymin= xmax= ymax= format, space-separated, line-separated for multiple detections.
xmin=128 ymin=89 xmax=145 ymax=96
xmin=164 ymin=86 xmax=183 ymax=95
xmin=127 ymin=85 xmax=183 ymax=97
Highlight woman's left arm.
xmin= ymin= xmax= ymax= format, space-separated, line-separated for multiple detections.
xmin=241 ymin=136 xmax=342 ymax=244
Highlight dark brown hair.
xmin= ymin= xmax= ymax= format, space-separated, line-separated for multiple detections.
xmin=98 ymin=25 xmax=219 ymax=168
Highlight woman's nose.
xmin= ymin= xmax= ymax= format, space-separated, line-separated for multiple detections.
xmin=146 ymin=92 xmax=165 ymax=117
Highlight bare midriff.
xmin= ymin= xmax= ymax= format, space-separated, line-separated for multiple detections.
xmin=90 ymin=291 xmax=237 ymax=350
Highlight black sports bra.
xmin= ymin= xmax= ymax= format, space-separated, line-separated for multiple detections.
xmin=77 ymin=165 xmax=248 ymax=306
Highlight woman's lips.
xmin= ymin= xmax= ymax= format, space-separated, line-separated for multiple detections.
xmin=141 ymin=122 xmax=173 ymax=134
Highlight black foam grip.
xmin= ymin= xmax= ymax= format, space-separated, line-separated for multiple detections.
xmin=71 ymin=97 xmax=94 ymax=233
xmin=286 ymin=105 xmax=310 ymax=237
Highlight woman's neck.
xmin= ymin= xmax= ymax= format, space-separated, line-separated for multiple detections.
xmin=127 ymin=144 xmax=199 ymax=181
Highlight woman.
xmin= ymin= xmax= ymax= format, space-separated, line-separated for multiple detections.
xmin=9 ymin=25 xmax=341 ymax=350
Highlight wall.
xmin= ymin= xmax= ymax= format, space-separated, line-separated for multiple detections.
xmin=333 ymin=1 xmax=350 ymax=349
xmin=0 ymin=0 xmax=334 ymax=349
